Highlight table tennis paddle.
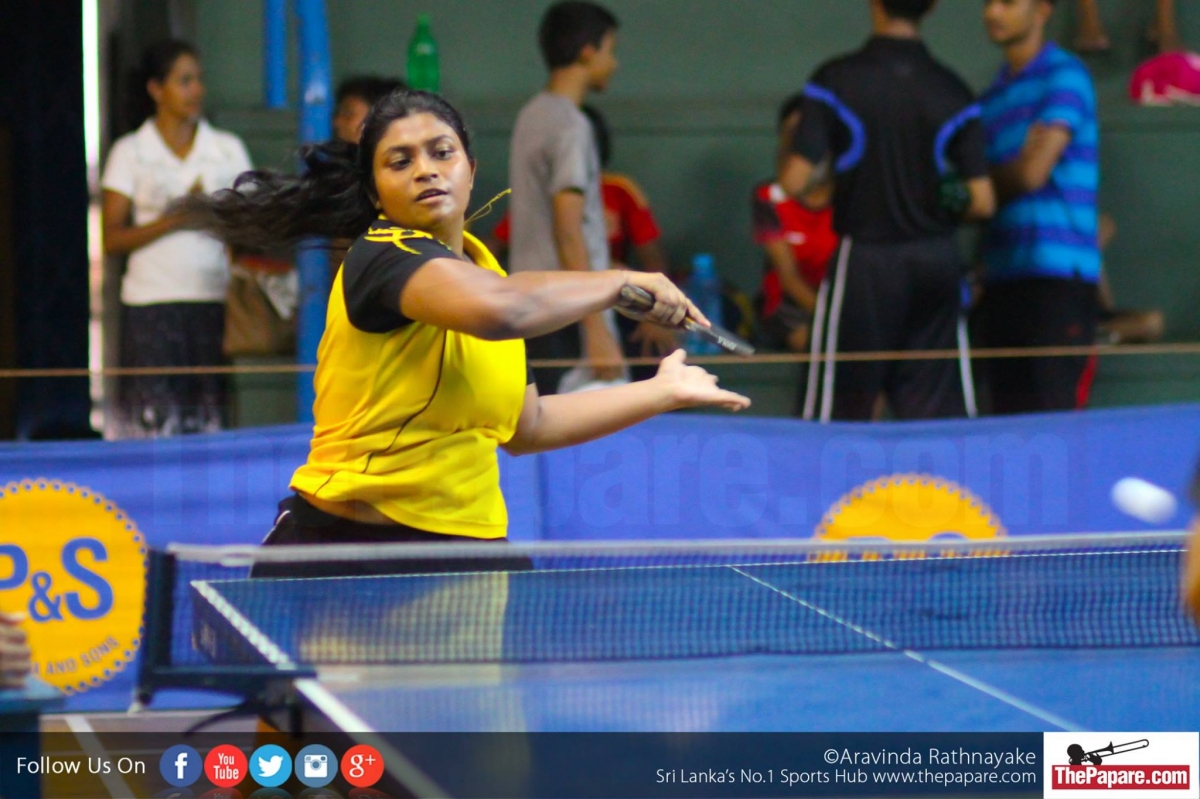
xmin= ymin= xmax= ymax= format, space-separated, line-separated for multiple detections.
xmin=615 ymin=284 xmax=756 ymax=357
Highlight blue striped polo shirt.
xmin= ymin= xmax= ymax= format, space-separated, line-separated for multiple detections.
xmin=981 ymin=43 xmax=1100 ymax=283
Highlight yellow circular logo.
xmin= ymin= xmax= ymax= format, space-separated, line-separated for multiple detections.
xmin=817 ymin=473 xmax=1005 ymax=544
xmin=0 ymin=479 xmax=145 ymax=694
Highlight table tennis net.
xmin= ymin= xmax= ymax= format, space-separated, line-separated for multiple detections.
xmin=154 ymin=534 xmax=1200 ymax=669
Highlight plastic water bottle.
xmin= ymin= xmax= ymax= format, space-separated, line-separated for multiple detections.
xmin=686 ymin=254 xmax=724 ymax=355
xmin=407 ymin=14 xmax=440 ymax=93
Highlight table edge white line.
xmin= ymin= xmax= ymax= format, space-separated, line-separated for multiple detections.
xmin=294 ymin=678 xmax=451 ymax=798
xmin=190 ymin=580 xmax=296 ymax=669
xmin=63 ymin=713 xmax=137 ymax=799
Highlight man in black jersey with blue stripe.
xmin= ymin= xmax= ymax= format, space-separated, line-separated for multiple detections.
xmin=779 ymin=0 xmax=996 ymax=422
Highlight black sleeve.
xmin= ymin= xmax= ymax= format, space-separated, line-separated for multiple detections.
xmin=948 ymin=115 xmax=990 ymax=180
xmin=791 ymin=66 xmax=841 ymax=166
xmin=341 ymin=230 xmax=459 ymax=333
xmin=944 ymin=77 xmax=990 ymax=180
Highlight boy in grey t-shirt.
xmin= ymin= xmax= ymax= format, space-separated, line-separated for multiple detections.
xmin=510 ymin=94 xmax=608 ymax=279
xmin=509 ymin=1 xmax=622 ymax=395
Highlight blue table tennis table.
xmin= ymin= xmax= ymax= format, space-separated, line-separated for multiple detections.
xmin=141 ymin=535 xmax=1200 ymax=796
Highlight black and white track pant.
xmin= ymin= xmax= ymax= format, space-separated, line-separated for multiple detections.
xmin=802 ymin=236 xmax=976 ymax=421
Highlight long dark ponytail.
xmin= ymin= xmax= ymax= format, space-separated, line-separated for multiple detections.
xmin=190 ymin=90 xmax=474 ymax=252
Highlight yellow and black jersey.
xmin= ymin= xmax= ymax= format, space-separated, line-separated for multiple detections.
xmin=289 ymin=220 xmax=530 ymax=539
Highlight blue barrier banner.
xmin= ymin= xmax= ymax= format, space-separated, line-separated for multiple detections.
xmin=1 ymin=405 xmax=1197 ymax=710
xmin=539 ymin=406 xmax=1200 ymax=539
xmin=0 ymin=428 xmax=313 ymax=710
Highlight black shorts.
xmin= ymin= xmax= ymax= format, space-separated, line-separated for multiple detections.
xmin=821 ymin=237 xmax=967 ymax=421
xmin=975 ymin=277 xmax=1098 ymax=414
xmin=251 ymin=495 xmax=527 ymax=578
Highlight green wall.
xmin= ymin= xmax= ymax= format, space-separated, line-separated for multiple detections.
xmin=195 ymin=0 xmax=1200 ymax=418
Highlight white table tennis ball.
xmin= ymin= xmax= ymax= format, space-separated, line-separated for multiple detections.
xmin=1111 ymin=477 xmax=1178 ymax=524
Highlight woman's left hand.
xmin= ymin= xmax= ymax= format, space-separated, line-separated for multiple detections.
xmin=654 ymin=349 xmax=751 ymax=412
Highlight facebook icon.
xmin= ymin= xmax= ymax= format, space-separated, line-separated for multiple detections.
xmin=159 ymin=745 xmax=202 ymax=787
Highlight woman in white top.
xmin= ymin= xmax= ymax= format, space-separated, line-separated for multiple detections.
xmin=101 ymin=40 xmax=252 ymax=437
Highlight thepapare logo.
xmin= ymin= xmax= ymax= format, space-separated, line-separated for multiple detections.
xmin=816 ymin=474 xmax=1005 ymax=545
xmin=0 ymin=479 xmax=146 ymax=693
xmin=1045 ymin=732 xmax=1199 ymax=798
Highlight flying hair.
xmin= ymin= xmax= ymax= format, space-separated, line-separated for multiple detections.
xmin=185 ymin=90 xmax=474 ymax=253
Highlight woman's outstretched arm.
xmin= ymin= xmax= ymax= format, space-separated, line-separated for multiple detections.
xmin=502 ymin=350 xmax=750 ymax=456
xmin=400 ymin=258 xmax=704 ymax=342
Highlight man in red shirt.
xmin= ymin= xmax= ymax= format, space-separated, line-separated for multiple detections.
xmin=752 ymin=94 xmax=839 ymax=353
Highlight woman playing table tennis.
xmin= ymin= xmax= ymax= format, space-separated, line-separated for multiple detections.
xmin=193 ymin=90 xmax=749 ymax=550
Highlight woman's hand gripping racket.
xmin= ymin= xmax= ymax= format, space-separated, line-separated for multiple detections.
xmin=615 ymin=284 xmax=756 ymax=356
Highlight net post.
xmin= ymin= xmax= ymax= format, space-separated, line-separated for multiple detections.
xmin=132 ymin=548 xmax=176 ymax=709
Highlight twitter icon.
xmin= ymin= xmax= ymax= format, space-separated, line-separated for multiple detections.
xmin=249 ymin=744 xmax=292 ymax=788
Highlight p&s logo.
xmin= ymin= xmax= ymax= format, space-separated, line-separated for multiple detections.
xmin=816 ymin=474 xmax=1005 ymax=545
xmin=0 ymin=479 xmax=146 ymax=694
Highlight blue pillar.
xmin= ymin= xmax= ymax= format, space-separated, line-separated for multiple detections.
xmin=294 ymin=0 xmax=332 ymax=424
xmin=263 ymin=0 xmax=288 ymax=109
